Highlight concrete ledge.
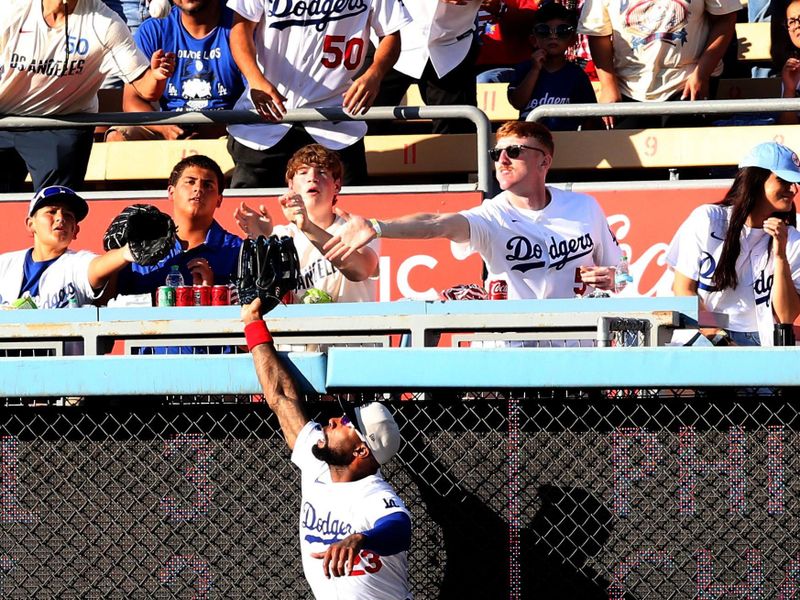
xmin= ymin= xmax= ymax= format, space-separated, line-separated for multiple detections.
xmin=0 ymin=353 xmax=328 ymax=396
xmin=326 ymin=347 xmax=800 ymax=389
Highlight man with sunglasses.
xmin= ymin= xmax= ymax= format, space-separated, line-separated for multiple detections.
xmin=508 ymin=3 xmax=598 ymax=131
xmin=323 ymin=120 xmax=622 ymax=298
xmin=242 ymin=297 xmax=412 ymax=600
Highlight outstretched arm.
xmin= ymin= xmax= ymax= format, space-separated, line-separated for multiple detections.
xmin=242 ymin=299 xmax=308 ymax=449
xmin=324 ymin=209 xmax=470 ymax=262
xmin=88 ymin=246 xmax=134 ymax=290
xmin=281 ymin=196 xmax=379 ymax=281
xmin=234 ymin=201 xmax=274 ymax=239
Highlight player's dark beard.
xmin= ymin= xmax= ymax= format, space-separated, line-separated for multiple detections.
xmin=312 ymin=443 xmax=355 ymax=467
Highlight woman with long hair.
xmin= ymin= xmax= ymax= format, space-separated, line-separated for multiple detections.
xmin=666 ymin=142 xmax=800 ymax=345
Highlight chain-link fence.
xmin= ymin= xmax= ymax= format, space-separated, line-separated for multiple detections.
xmin=0 ymin=388 xmax=796 ymax=598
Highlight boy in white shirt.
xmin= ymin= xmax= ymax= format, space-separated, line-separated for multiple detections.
xmin=0 ymin=186 xmax=134 ymax=309
xmin=235 ymin=144 xmax=379 ymax=303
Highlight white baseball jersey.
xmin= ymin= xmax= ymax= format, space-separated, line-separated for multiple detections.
xmin=274 ymin=217 xmax=379 ymax=303
xmin=452 ymin=187 xmax=622 ymax=299
xmin=291 ymin=422 xmax=412 ymax=600
xmin=393 ymin=0 xmax=481 ymax=79
xmin=665 ymin=204 xmax=800 ymax=345
xmin=0 ymin=0 xmax=149 ymax=116
xmin=227 ymin=0 xmax=411 ymax=150
xmin=0 ymin=249 xmax=99 ymax=309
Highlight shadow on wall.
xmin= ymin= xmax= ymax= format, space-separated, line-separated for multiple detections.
xmin=399 ymin=431 xmax=621 ymax=599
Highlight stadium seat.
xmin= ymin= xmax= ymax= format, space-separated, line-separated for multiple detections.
xmin=86 ymin=124 xmax=800 ymax=183
xmin=550 ymin=124 xmax=797 ymax=170
xmin=403 ymin=83 xmax=518 ymax=122
xmin=90 ymin=134 xmax=481 ymax=181
xmin=715 ymin=77 xmax=781 ymax=99
xmin=736 ymin=22 xmax=770 ymax=62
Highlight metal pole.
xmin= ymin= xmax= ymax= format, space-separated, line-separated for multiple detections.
xmin=526 ymin=97 xmax=800 ymax=123
xmin=0 ymin=105 xmax=494 ymax=194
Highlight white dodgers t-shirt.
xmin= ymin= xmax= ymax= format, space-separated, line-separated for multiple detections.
xmin=0 ymin=249 xmax=98 ymax=309
xmin=291 ymin=422 xmax=412 ymax=600
xmin=665 ymin=204 xmax=800 ymax=339
xmin=452 ymin=187 xmax=621 ymax=299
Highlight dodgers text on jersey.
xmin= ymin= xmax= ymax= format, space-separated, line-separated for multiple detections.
xmin=268 ymin=0 xmax=369 ymax=31
xmin=505 ymin=233 xmax=595 ymax=273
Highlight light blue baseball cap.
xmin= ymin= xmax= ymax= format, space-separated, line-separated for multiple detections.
xmin=739 ymin=142 xmax=800 ymax=183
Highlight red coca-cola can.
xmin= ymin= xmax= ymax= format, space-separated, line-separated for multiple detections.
xmin=212 ymin=285 xmax=230 ymax=306
xmin=488 ymin=279 xmax=508 ymax=300
xmin=175 ymin=286 xmax=193 ymax=307
xmin=193 ymin=284 xmax=212 ymax=306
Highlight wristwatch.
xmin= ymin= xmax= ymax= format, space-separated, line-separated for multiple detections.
xmin=709 ymin=330 xmax=730 ymax=346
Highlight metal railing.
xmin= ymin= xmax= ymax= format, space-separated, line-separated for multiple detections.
xmin=526 ymin=97 xmax=800 ymax=123
xmin=0 ymin=297 xmax=696 ymax=356
xmin=1 ymin=299 xmax=800 ymax=598
xmin=0 ymin=105 xmax=494 ymax=193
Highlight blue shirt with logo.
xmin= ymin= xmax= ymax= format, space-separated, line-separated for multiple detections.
xmin=134 ymin=2 xmax=246 ymax=111
xmin=509 ymin=61 xmax=597 ymax=131
xmin=117 ymin=221 xmax=242 ymax=354
xmin=118 ymin=220 xmax=242 ymax=295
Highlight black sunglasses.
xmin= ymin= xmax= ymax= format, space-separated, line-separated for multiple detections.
xmin=532 ymin=23 xmax=576 ymax=39
xmin=488 ymin=144 xmax=546 ymax=161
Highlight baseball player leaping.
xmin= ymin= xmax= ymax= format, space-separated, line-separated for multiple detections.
xmin=242 ymin=298 xmax=413 ymax=600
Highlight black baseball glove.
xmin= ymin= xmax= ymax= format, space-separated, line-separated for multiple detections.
xmin=103 ymin=204 xmax=177 ymax=266
xmin=236 ymin=235 xmax=301 ymax=312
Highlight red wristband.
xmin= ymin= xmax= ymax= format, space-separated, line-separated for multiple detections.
xmin=244 ymin=320 xmax=272 ymax=351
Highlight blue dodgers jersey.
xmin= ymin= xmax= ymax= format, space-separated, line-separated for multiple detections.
xmin=134 ymin=3 xmax=246 ymax=111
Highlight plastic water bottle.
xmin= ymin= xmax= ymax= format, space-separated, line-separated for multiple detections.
xmin=165 ymin=265 xmax=184 ymax=288
xmin=614 ymin=254 xmax=633 ymax=294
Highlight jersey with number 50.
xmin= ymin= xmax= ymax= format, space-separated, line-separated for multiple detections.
xmin=227 ymin=0 xmax=410 ymax=151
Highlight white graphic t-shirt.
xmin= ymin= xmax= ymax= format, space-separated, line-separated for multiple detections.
xmin=0 ymin=0 xmax=149 ymax=115
xmin=578 ymin=0 xmax=741 ymax=101
xmin=291 ymin=422 xmax=412 ymax=600
xmin=273 ymin=217 xmax=379 ymax=303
